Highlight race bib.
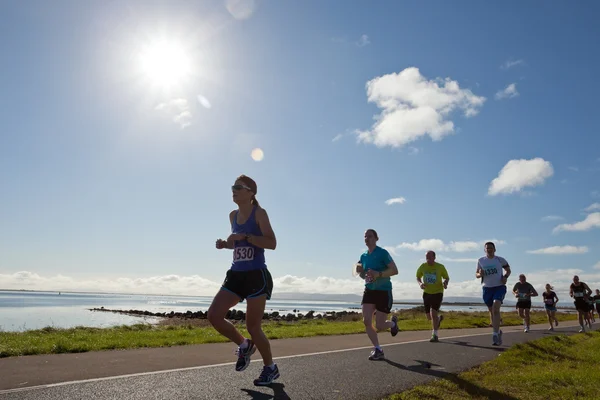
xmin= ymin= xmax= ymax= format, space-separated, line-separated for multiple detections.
xmin=233 ymin=246 xmax=255 ymax=262
xmin=544 ymin=298 xmax=554 ymax=305
xmin=596 ymin=299 xmax=600 ymax=304
xmin=483 ymin=267 xmax=498 ymax=276
xmin=424 ymin=273 xmax=437 ymax=285
xmin=518 ymin=293 xmax=528 ymax=299
xmin=574 ymin=292 xmax=584 ymax=298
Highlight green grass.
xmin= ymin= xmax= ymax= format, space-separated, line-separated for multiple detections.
xmin=0 ymin=309 xmax=578 ymax=358
xmin=386 ymin=330 xmax=600 ymax=400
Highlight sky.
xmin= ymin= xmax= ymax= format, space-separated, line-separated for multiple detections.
xmin=1 ymin=0 xmax=600 ymax=301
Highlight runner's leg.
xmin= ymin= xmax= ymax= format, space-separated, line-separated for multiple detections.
xmin=207 ymin=289 xmax=245 ymax=345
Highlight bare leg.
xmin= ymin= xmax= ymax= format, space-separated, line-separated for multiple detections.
xmin=246 ymin=295 xmax=272 ymax=366
xmin=362 ymin=304 xmax=379 ymax=347
xmin=524 ymin=308 xmax=530 ymax=328
xmin=492 ymin=300 xmax=502 ymax=333
xmin=207 ymin=289 xmax=245 ymax=345
xmin=430 ymin=309 xmax=440 ymax=330
xmin=375 ymin=310 xmax=394 ymax=331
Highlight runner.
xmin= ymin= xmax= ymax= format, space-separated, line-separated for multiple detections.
xmin=542 ymin=284 xmax=559 ymax=331
xmin=209 ymin=175 xmax=280 ymax=386
xmin=587 ymin=295 xmax=596 ymax=324
xmin=594 ymin=289 xmax=600 ymax=319
xmin=476 ymin=242 xmax=511 ymax=346
xmin=569 ymin=275 xmax=592 ymax=333
xmin=355 ymin=229 xmax=399 ymax=360
xmin=512 ymin=274 xmax=538 ymax=332
xmin=416 ymin=250 xmax=449 ymax=342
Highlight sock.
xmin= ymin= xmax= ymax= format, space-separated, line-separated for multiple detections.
xmin=375 ymin=345 xmax=382 ymax=351
xmin=239 ymin=338 xmax=249 ymax=349
xmin=266 ymin=363 xmax=275 ymax=370
xmin=433 ymin=330 xmax=438 ymax=335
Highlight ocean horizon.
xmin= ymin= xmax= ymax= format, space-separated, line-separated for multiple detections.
xmin=0 ymin=290 xmax=572 ymax=332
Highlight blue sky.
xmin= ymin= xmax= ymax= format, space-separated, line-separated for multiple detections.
xmin=1 ymin=0 xmax=599 ymax=299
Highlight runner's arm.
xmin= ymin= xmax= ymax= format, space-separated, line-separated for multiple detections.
xmin=502 ymin=263 xmax=511 ymax=279
xmin=380 ymin=261 xmax=398 ymax=278
xmin=249 ymin=208 xmax=277 ymax=250
xmin=584 ymin=283 xmax=593 ymax=297
xmin=530 ymin=286 xmax=539 ymax=297
xmin=475 ymin=261 xmax=483 ymax=278
xmin=222 ymin=211 xmax=237 ymax=249
xmin=442 ymin=266 xmax=449 ymax=286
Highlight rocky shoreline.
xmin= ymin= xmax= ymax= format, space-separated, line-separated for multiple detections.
xmin=89 ymin=307 xmax=362 ymax=322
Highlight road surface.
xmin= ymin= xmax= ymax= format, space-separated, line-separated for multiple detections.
xmin=0 ymin=321 xmax=593 ymax=399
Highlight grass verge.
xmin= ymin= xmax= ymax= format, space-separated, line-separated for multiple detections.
xmin=386 ymin=330 xmax=600 ymax=400
xmin=0 ymin=309 xmax=577 ymax=358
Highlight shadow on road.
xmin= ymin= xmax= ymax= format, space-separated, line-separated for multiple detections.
xmin=383 ymin=359 xmax=518 ymax=400
xmin=240 ymin=383 xmax=291 ymax=400
xmin=442 ymin=340 xmax=505 ymax=352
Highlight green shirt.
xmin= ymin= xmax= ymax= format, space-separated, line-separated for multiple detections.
xmin=416 ymin=262 xmax=449 ymax=294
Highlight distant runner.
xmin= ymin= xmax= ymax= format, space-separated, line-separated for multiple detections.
xmin=416 ymin=251 xmax=449 ymax=342
xmin=512 ymin=274 xmax=538 ymax=332
xmin=542 ymin=284 xmax=559 ymax=331
xmin=569 ymin=275 xmax=592 ymax=333
xmin=476 ymin=242 xmax=511 ymax=346
xmin=594 ymin=289 xmax=600 ymax=318
xmin=355 ymin=229 xmax=399 ymax=360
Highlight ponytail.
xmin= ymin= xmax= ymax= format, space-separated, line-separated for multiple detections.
xmin=251 ymin=195 xmax=260 ymax=207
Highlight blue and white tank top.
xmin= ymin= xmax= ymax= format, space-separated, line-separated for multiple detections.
xmin=230 ymin=206 xmax=266 ymax=272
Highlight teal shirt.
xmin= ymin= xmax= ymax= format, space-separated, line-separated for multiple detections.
xmin=360 ymin=246 xmax=393 ymax=291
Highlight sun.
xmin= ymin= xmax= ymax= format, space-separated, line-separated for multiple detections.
xmin=138 ymin=40 xmax=191 ymax=87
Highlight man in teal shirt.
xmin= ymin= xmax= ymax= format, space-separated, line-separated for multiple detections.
xmin=355 ymin=229 xmax=399 ymax=361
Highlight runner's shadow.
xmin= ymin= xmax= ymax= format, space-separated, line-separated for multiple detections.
xmin=383 ymin=360 xmax=519 ymax=400
xmin=241 ymin=383 xmax=291 ymax=400
xmin=443 ymin=340 xmax=506 ymax=352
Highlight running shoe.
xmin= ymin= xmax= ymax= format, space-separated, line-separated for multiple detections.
xmin=368 ymin=348 xmax=385 ymax=360
xmin=253 ymin=364 xmax=280 ymax=386
xmin=390 ymin=315 xmax=399 ymax=337
xmin=235 ymin=340 xmax=256 ymax=372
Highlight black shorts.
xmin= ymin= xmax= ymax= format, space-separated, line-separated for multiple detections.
xmin=221 ymin=268 xmax=273 ymax=301
xmin=423 ymin=292 xmax=443 ymax=313
xmin=361 ymin=288 xmax=393 ymax=314
xmin=516 ymin=301 xmax=531 ymax=310
xmin=574 ymin=299 xmax=588 ymax=313
xmin=596 ymin=304 xmax=600 ymax=314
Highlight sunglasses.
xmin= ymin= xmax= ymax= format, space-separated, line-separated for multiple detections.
xmin=231 ymin=184 xmax=252 ymax=191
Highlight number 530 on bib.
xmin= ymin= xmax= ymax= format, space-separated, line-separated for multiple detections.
xmin=233 ymin=247 xmax=255 ymax=262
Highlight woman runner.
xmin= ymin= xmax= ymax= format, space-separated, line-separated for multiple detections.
xmin=209 ymin=175 xmax=279 ymax=386
xmin=542 ymin=284 xmax=559 ymax=331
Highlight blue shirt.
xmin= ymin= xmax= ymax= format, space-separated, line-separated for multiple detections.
xmin=230 ymin=206 xmax=266 ymax=271
xmin=360 ymin=246 xmax=393 ymax=291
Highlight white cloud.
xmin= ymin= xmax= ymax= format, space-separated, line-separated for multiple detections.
xmin=155 ymin=98 xmax=192 ymax=128
xmin=495 ymin=83 xmax=519 ymax=100
xmin=568 ymin=166 xmax=579 ymax=172
xmin=385 ymin=197 xmax=406 ymax=205
xmin=541 ymin=215 xmax=564 ymax=222
xmin=553 ymin=212 xmax=600 ymax=233
xmin=0 ymin=271 xmax=221 ymax=296
xmin=355 ymin=67 xmax=485 ymax=149
xmin=225 ymin=0 xmax=256 ymax=20
xmin=273 ymin=275 xmax=363 ymax=294
xmin=584 ymin=203 xmax=600 ymax=212
xmin=356 ymin=34 xmax=370 ymax=47
xmin=527 ymin=246 xmax=589 ymax=255
xmin=408 ymin=147 xmax=420 ymax=155
xmin=500 ymin=59 xmax=524 ymax=70
xmin=488 ymin=158 xmax=554 ymax=196
xmin=332 ymin=133 xmax=343 ymax=142
xmin=396 ymin=239 xmax=504 ymax=253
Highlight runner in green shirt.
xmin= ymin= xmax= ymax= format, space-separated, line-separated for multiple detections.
xmin=416 ymin=251 xmax=449 ymax=342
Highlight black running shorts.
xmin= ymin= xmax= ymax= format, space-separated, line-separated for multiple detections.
xmin=516 ymin=300 xmax=531 ymax=310
xmin=361 ymin=288 xmax=393 ymax=314
xmin=221 ymin=268 xmax=273 ymax=301
xmin=574 ymin=299 xmax=588 ymax=313
xmin=423 ymin=292 xmax=443 ymax=313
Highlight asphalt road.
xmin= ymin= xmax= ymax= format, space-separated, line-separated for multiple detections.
xmin=0 ymin=322 xmax=594 ymax=400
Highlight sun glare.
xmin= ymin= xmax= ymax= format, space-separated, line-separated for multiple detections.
xmin=139 ymin=40 xmax=191 ymax=87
